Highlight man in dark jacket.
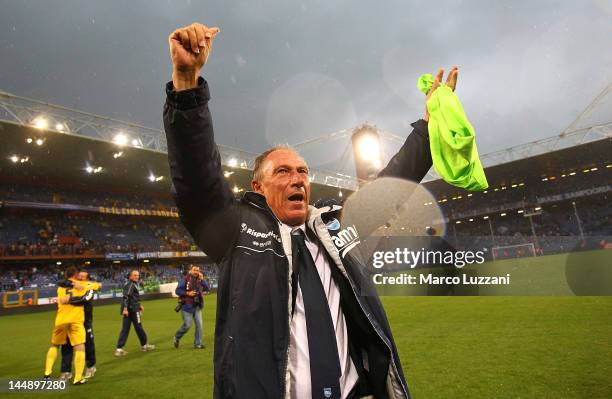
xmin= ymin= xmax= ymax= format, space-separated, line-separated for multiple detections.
xmin=114 ymin=270 xmax=155 ymax=356
xmin=164 ymin=23 xmax=457 ymax=399
xmin=173 ymin=264 xmax=210 ymax=349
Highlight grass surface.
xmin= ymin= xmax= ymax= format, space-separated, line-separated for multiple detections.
xmin=0 ymin=296 xmax=610 ymax=398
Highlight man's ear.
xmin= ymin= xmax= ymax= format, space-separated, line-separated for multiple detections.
xmin=251 ymin=179 xmax=263 ymax=194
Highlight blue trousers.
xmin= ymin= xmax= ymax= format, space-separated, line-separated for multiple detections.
xmin=174 ymin=308 xmax=203 ymax=347
xmin=116 ymin=311 xmax=148 ymax=348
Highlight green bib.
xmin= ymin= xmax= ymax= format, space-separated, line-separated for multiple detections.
xmin=418 ymin=73 xmax=488 ymax=191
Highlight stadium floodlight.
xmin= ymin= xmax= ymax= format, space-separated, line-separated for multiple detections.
xmin=355 ymin=133 xmax=380 ymax=162
xmin=223 ymin=171 xmax=234 ymax=178
xmin=33 ymin=116 xmax=48 ymax=130
xmin=55 ymin=123 xmax=65 ymax=132
xmin=113 ymin=151 xmax=123 ymax=159
xmin=228 ymin=158 xmax=238 ymax=168
xmin=351 ymin=124 xmax=382 ymax=182
xmin=93 ymin=166 xmax=103 ymax=173
xmin=85 ymin=165 xmax=94 ymax=174
xmin=148 ymin=174 xmax=156 ymax=182
xmin=131 ymin=138 xmax=141 ymax=147
xmin=338 ymin=190 xmax=343 ymax=198
xmin=36 ymin=138 xmax=44 ymax=146
xmin=240 ymin=161 xmax=248 ymax=169
xmin=113 ymin=132 xmax=129 ymax=146
xmin=26 ymin=137 xmax=33 ymax=144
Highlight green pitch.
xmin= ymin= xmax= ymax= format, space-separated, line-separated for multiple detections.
xmin=0 ymin=295 xmax=610 ymax=398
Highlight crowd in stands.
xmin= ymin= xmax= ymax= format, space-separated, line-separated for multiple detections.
xmin=1 ymin=182 xmax=175 ymax=210
xmin=429 ymin=166 xmax=610 ymax=218
xmin=452 ymin=194 xmax=610 ymax=258
xmin=0 ymin=161 xmax=609 ymax=287
xmin=0 ymin=210 xmax=195 ymax=257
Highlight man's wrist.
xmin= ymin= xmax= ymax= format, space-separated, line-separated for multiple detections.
xmin=172 ymin=69 xmax=200 ymax=91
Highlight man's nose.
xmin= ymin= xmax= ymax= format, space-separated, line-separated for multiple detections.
xmin=289 ymin=171 xmax=305 ymax=186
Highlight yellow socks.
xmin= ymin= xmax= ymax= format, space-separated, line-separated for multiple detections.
xmin=73 ymin=350 xmax=85 ymax=383
xmin=44 ymin=346 xmax=58 ymax=376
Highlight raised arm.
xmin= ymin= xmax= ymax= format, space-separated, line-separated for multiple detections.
xmin=163 ymin=23 xmax=239 ymax=262
xmin=377 ymin=119 xmax=432 ymax=183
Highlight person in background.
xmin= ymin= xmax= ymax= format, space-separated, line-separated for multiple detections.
xmin=43 ymin=266 xmax=98 ymax=385
xmin=58 ymin=270 xmax=100 ymax=381
xmin=173 ymin=265 xmax=210 ymax=349
xmin=114 ymin=270 xmax=155 ymax=356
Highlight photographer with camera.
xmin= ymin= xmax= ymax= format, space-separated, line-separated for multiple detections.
xmin=173 ymin=265 xmax=210 ymax=349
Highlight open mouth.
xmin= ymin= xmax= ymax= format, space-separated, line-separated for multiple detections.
xmin=288 ymin=193 xmax=305 ymax=203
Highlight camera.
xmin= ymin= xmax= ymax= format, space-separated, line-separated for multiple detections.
xmin=174 ymin=298 xmax=183 ymax=312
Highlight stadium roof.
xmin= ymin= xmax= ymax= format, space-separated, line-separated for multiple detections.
xmin=1 ymin=84 xmax=610 ymax=199
xmin=0 ymin=120 xmax=350 ymax=203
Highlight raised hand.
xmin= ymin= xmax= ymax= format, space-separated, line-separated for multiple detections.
xmin=424 ymin=66 xmax=459 ymax=121
xmin=168 ymin=23 xmax=220 ymax=91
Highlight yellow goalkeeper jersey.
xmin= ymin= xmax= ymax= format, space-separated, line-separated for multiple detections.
xmin=54 ymin=280 xmax=101 ymax=326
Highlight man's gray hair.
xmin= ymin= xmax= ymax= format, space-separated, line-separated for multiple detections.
xmin=252 ymin=144 xmax=299 ymax=182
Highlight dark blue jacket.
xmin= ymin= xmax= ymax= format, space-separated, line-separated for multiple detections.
xmin=164 ymin=77 xmax=432 ymax=399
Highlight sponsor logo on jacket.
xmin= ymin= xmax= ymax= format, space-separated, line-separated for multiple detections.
xmin=240 ymin=223 xmax=281 ymax=243
xmin=331 ymin=224 xmax=360 ymax=258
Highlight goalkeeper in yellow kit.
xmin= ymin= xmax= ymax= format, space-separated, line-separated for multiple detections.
xmin=43 ymin=266 xmax=100 ymax=384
